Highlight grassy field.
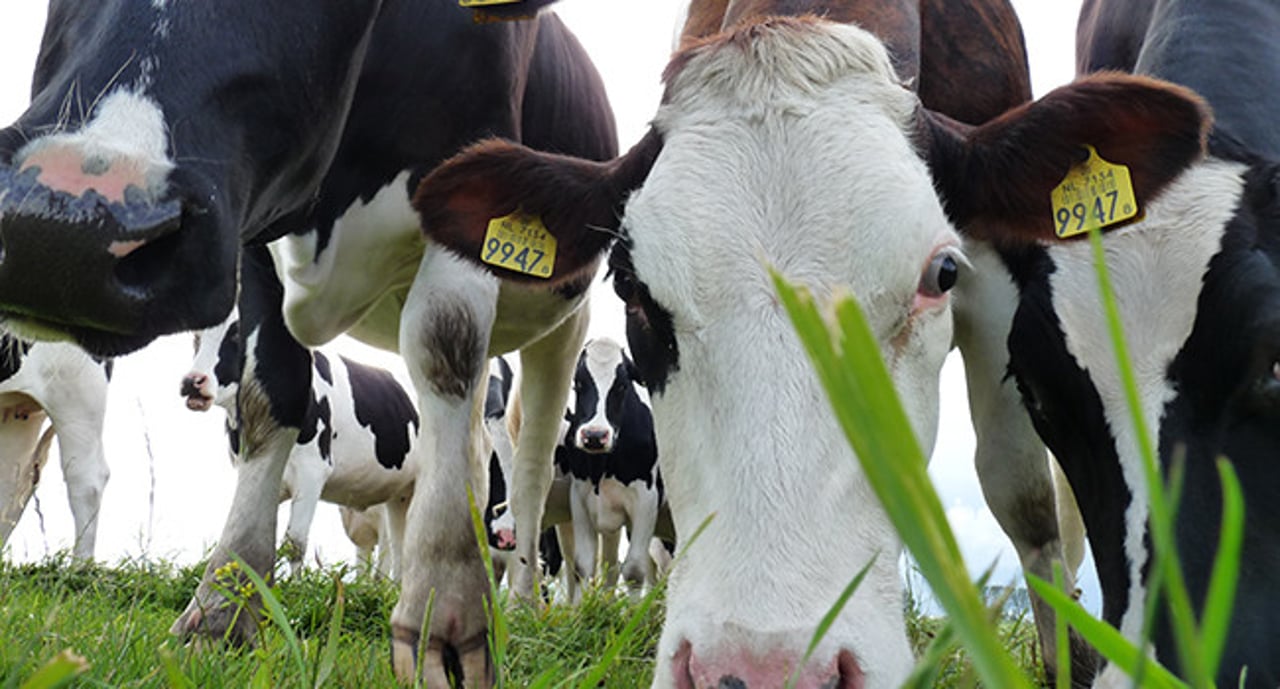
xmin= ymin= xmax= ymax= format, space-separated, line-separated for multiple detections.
xmin=0 ymin=554 xmax=1045 ymax=688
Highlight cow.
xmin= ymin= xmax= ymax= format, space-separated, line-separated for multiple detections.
xmin=410 ymin=1 xmax=1121 ymax=685
xmin=0 ymin=2 xmax=616 ymax=683
xmin=0 ymin=337 xmax=110 ymax=562
xmin=182 ymin=310 xmax=420 ymax=578
xmin=556 ymin=337 xmax=664 ymax=601
xmin=956 ymin=1 xmax=1280 ymax=685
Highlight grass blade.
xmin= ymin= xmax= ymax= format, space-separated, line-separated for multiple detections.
xmin=1027 ymin=575 xmax=1187 ymax=689
xmin=312 ymin=574 xmax=345 ymax=689
xmin=787 ymin=554 xmax=878 ymax=689
xmin=773 ymin=270 xmax=1030 ymax=689
xmin=1199 ymin=459 xmax=1244 ymax=680
xmin=226 ymin=552 xmax=306 ymax=680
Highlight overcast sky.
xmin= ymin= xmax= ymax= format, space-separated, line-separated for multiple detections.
xmin=0 ymin=0 xmax=1097 ymax=611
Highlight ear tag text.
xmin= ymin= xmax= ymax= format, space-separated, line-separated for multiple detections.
xmin=482 ymin=212 xmax=556 ymax=279
xmin=1051 ymin=145 xmax=1139 ymax=238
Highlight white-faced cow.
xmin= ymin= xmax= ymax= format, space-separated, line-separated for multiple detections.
xmin=960 ymin=1 xmax=1280 ymax=686
xmin=183 ymin=311 xmax=420 ymax=578
xmin=556 ymin=337 xmax=664 ymax=600
xmin=0 ymin=2 xmax=616 ymax=684
xmin=412 ymin=1 xmax=1117 ymax=685
xmin=0 ymin=337 xmax=110 ymax=561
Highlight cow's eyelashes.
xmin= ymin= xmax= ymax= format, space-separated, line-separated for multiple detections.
xmin=919 ymin=248 xmax=961 ymax=297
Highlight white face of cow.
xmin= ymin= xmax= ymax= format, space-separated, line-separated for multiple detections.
xmin=615 ymin=21 xmax=959 ymax=689
xmin=571 ymin=338 xmax=644 ymax=453
xmin=183 ymin=310 xmax=240 ymax=413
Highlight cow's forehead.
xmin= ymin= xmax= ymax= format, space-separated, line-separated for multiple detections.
xmin=627 ymin=25 xmax=951 ymax=336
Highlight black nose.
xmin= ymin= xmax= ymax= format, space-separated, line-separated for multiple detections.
xmin=180 ymin=375 xmax=205 ymax=398
xmin=580 ymin=428 xmax=610 ymax=451
xmin=0 ymin=166 xmax=181 ymax=340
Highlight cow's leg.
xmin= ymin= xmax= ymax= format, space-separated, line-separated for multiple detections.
xmin=48 ymin=421 xmax=109 ymax=561
xmin=172 ymin=246 xmax=312 ymax=645
xmin=621 ymin=488 xmax=660 ymax=596
xmin=569 ymin=480 xmax=597 ymax=602
xmin=508 ymin=308 xmax=589 ymax=600
xmin=391 ymin=250 xmax=496 ymax=687
xmin=280 ymin=457 xmax=326 ymax=576
xmin=554 ymin=521 xmax=576 ymax=604
xmin=953 ymin=244 xmax=1095 ymax=684
xmin=599 ymin=528 xmax=622 ymax=589
xmin=0 ymin=417 xmax=49 ymax=550
xmin=383 ymin=493 xmax=409 ymax=581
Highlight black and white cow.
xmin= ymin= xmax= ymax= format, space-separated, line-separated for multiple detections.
xmin=413 ymin=0 xmax=1280 ymax=683
xmin=183 ymin=311 xmax=420 ymax=577
xmin=967 ymin=1 xmax=1280 ymax=685
xmin=0 ymin=337 xmax=110 ymax=561
xmin=0 ymin=2 xmax=616 ymax=683
xmin=556 ymin=337 xmax=664 ymax=601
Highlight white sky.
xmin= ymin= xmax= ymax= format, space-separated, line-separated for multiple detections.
xmin=0 ymin=0 xmax=1097 ymax=611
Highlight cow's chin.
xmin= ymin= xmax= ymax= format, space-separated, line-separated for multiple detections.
xmin=185 ymin=396 xmax=213 ymax=412
xmin=2 ymin=314 xmax=158 ymax=357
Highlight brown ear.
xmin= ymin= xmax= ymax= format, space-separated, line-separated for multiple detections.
xmin=926 ymin=72 xmax=1212 ymax=244
xmin=414 ymin=129 xmax=663 ymax=286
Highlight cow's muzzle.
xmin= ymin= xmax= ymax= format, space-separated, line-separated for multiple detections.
xmin=0 ymin=166 xmax=181 ymax=341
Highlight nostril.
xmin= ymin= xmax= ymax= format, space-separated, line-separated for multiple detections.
xmin=837 ymin=650 xmax=865 ymax=689
xmin=114 ymin=224 xmax=181 ymax=292
xmin=674 ymin=640 xmax=696 ymax=689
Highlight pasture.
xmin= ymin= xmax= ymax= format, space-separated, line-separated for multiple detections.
xmin=0 ymin=555 xmax=1042 ymax=688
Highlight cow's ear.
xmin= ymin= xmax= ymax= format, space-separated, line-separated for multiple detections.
xmin=414 ymin=130 xmax=663 ymax=286
xmin=925 ymin=72 xmax=1211 ymax=244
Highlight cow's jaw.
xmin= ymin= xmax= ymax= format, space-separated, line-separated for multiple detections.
xmin=618 ymin=20 xmax=957 ymax=688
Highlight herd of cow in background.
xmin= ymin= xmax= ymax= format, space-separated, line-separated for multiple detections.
xmin=0 ymin=0 xmax=1277 ymax=687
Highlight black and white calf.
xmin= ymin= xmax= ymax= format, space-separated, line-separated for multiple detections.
xmin=0 ymin=337 xmax=110 ymax=561
xmin=183 ymin=311 xmax=419 ymax=577
xmin=557 ymin=338 xmax=663 ymax=600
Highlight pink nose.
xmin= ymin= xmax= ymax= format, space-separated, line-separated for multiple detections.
xmin=20 ymin=145 xmax=152 ymax=205
xmin=673 ymin=642 xmax=864 ymax=689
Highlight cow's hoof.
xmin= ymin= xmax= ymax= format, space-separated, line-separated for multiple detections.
xmin=170 ymin=592 xmax=258 ymax=646
xmin=391 ymin=624 xmax=493 ymax=688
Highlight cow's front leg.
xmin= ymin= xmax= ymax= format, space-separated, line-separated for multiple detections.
xmin=508 ymin=308 xmax=589 ymax=600
xmin=280 ymin=456 xmax=327 ymax=576
xmin=953 ymin=244 xmax=1095 ymax=685
xmin=172 ymin=246 xmax=312 ymax=645
xmin=392 ymin=250 xmax=496 ymax=687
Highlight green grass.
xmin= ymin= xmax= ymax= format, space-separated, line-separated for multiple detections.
xmin=0 ymin=554 xmax=1046 ymax=688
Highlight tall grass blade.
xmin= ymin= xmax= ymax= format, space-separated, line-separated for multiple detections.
xmin=227 ymin=552 xmax=306 ymax=679
xmin=467 ymin=483 xmax=507 ymax=685
xmin=1026 ymin=575 xmax=1187 ymax=689
xmin=1199 ymin=460 xmax=1244 ymax=680
xmin=313 ymin=574 xmax=345 ymax=689
xmin=1052 ymin=564 xmax=1071 ymax=689
xmin=787 ymin=554 xmax=878 ymax=689
xmin=773 ymin=270 xmax=1030 ymax=689
xmin=1087 ymin=229 xmax=1214 ymax=686
xmin=902 ymin=620 xmax=960 ymax=689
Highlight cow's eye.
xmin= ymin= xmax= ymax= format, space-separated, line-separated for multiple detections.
xmin=612 ymin=269 xmax=636 ymax=303
xmin=919 ymin=249 xmax=961 ymax=297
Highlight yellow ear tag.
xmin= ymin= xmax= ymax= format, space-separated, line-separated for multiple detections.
xmin=481 ymin=212 xmax=556 ymax=279
xmin=459 ymin=0 xmax=523 ymax=7
xmin=1050 ymin=145 xmax=1140 ymax=238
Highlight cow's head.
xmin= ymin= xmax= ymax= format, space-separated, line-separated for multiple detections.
xmin=928 ymin=70 xmax=1280 ymax=677
xmin=0 ymin=1 xmax=383 ymax=355
xmin=183 ymin=311 xmax=240 ymax=413
xmin=566 ymin=338 xmax=643 ymax=454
